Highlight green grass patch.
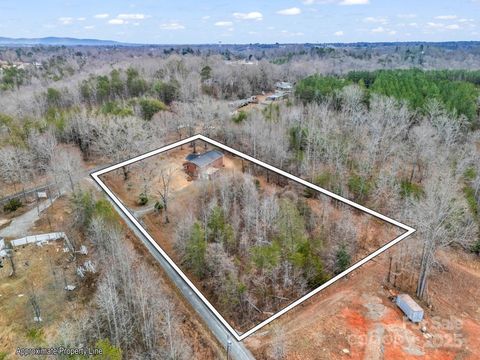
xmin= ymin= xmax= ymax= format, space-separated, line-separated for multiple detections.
xmin=26 ymin=327 xmax=44 ymax=343
xmin=232 ymin=110 xmax=247 ymax=124
xmin=400 ymin=180 xmax=424 ymax=200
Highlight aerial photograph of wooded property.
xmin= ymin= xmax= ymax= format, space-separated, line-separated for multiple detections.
xmin=99 ymin=138 xmax=405 ymax=334
xmin=0 ymin=0 xmax=480 ymax=359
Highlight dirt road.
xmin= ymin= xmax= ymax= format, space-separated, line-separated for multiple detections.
xmin=0 ymin=198 xmax=58 ymax=238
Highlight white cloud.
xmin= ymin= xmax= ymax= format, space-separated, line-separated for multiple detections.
xmin=397 ymin=14 xmax=417 ymax=19
xmin=363 ymin=16 xmax=388 ymax=24
xmin=159 ymin=22 xmax=185 ymax=30
xmin=202 ymin=16 xmax=211 ymax=20
xmin=427 ymin=22 xmax=445 ymax=28
xmin=281 ymin=30 xmax=304 ymax=36
xmin=277 ymin=7 xmax=302 ymax=15
xmin=334 ymin=30 xmax=344 ymax=36
xmin=233 ymin=12 xmax=263 ymax=21
xmin=94 ymin=14 xmax=109 ymax=19
xmin=371 ymin=26 xmax=385 ymax=33
xmin=339 ymin=0 xmax=369 ymax=5
xmin=77 ymin=17 xmax=86 ymax=21
xmin=215 ymin=21 xmax=233 ymax=27
xmin=84 ymin=25 xmax=95 ymax=30
xmin=445 ymin=24 xmax=460 ymax=30
xmin=108 ymin=18 xmax=125 ymax=25
xmin=434 ymin=15 xmax=458 ymax=20
xmin=58 ymin=17 xmax=73 ymax=25
xmin=118 ymin=13 xmax=147 ymax=20
xmin=370 ymin=26 xmax=397 ymax=35
xmin=300 ymin=0 xmax=369 ymax=5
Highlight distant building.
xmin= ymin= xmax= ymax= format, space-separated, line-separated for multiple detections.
xmin=261 ymin=92 xmax=290 ymax=106
xmin=275 ymin=81 xmax=293 ymax=92
xmin=183 ymin=150 xmax=224 ymax=179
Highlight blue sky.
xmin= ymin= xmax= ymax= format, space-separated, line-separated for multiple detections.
xmin=0 ymin=0 xmax=479 ymax=43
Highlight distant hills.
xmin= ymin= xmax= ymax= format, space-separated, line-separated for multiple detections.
xmin=0 ymin=36 xmax=129 ymax=46
xmin=1 ymin=36 xmax=480 ymax=48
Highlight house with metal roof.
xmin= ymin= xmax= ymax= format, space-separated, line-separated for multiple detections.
xmin=183 ymin=150 xmax=224 ymax=179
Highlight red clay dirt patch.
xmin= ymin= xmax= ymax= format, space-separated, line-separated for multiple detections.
xmin=245 ymin=247 xmax=480 ymax=360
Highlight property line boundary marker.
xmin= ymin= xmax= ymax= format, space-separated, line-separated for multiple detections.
xmin=91 ymin=134 xmax=416 ymax=341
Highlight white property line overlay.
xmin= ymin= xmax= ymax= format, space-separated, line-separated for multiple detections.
xmin=91 ymin=134 xmax=416 ymax=342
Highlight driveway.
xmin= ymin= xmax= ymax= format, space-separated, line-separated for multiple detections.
xmin=0 ymin=198 xmax=58 ymax=238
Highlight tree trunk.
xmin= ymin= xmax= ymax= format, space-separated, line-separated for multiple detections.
xmin=122 ymin=166 xmax=129 ymax=181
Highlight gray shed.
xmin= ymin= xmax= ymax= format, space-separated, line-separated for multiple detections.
xmin=395 ymin=294 xmax=424 ymax=323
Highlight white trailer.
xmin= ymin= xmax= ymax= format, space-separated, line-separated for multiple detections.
xmin=395 ymin=294 xmax=424 ymax=323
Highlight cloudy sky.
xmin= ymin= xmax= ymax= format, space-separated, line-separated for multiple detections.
xmin=0 ymin=0 xmax=479 ymax=43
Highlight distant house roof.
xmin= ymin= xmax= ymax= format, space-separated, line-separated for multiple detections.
xmin=185 ymin=150 xmax=223 ymax=168
xmin=275 ymin=81 xmax=293 ymax=90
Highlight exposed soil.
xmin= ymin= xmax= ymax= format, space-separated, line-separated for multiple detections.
xmin=244 ymin=246 xmax=480 ymax=360
xmin=0 ymin=196 xmax=85 ymax=357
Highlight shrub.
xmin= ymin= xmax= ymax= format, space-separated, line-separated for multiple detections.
xmin=94 ymin=339 xmax=122 ymax=360
xmin=305 ymin=171 xmax=341 ymax=198
xmin=138 ymin=192 xmax=149 ymax=206
xmin=200 ymin=65 xmax=212 ymax=81
xmin=26 ymin=327 xmax=44 ymax=342
xmin=154 ymin=200 xmax=164 ymax=212
xmin=4 ymin=198 xmax=22 ymax=213
xmin=335 ymin=244 xmax=350 ymax=274
xmin=94 ymin=199 xmax=117 ymax=222
xmin=348 ymin=174 xmax=373 ymax=201
xmin=232 ymin=111 xmax=247 ymax=124
xmin=464 ymin=167 xmax=477 ymax=181
xmin=472 ymin=239 xmax=480 ymax=255
xmin=464 ymin=186 xmax=478 ymax=217
xmin=400 ymin=180 xmax=424 ymax=200
xmin=46 ymin=87 xmax=62 ymax=107
xmin=139 ymin=98 xmax=167 ymax=120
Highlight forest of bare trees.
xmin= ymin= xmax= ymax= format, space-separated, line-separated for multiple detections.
xmin=1 ymin=42 xmax=479 ymax=357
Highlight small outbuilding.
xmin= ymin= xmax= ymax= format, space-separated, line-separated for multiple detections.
xmin=395 ymin=294 xmax=424 ymax=323
xmin=183 ymin=150 xmax=224 ymax=179
xmin=275 ymin=81 xmax=293 ymax=92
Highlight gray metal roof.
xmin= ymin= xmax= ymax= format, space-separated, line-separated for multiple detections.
xmin=186 ymin=150 xmax=223 ymax=168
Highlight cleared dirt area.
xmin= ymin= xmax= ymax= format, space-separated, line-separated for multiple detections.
xmin=245 ymin=246 xmax=480 ymax=360
xmin=0 ymin=197 xmax=85 ymax=357
xmin=102 ymin=142 xmax=245 ymax=210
